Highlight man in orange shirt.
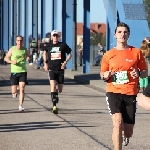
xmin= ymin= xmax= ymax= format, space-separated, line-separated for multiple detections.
xmin=100 ymin=22 xmax=147 ymax=150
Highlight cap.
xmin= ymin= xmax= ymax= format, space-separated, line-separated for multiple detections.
xmin=51 ymin=30 xmax=59 ymax=36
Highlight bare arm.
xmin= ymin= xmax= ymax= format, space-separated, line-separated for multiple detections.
xmin=26 ymin=49 xmax=30 ymax=61
xmin=43 ymin=50 xmax=47 ymax=62
xmin=43 ymin=50 xmax=48 ymax=71
xmin=4 ymin=48 xmax=17 ymax=65
xmin=138 ymin=93 xmax=150 ymax=110
xmin=26 ymin=49 xmax=30 ymax=57
xmin=65 ymin=53 xmax=72 ymax=63
xmin=61 ymin=53 xmax=72 ymax=69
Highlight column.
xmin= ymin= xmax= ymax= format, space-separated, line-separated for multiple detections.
xmin=62 ymin=0 xmax=74 ymax=69
xmin=82 ymin=0 xmax=90 ymax=73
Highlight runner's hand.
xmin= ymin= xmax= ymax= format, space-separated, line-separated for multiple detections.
xmin=43 ymin=63 xmax=48 ymax=71
xmin=61 ymin=62 xmax=67 ymax=69
xmin=26 ymin=56 xmax=30 ymax=61
xmin=130 ymin=67 xmax=139 ymax=79
xmin=103 ymin=71 xmax=112 ymax=80
xmin=12 ymin=60 xmax=17 ymax=65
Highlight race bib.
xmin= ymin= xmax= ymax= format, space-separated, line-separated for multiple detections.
xmin=112 ymin=71 xmax=129 ymax=85
xmin=51 ymin=52 xmax=61 ymax=60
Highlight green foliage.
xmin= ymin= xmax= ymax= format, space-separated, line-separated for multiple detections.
xmin=90 ymin=32 xmax=106 ymax=46
xmin=143 ymin=0 xmax=150 ymax=28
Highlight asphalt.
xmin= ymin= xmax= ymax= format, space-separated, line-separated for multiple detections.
xmin=1 ymin=64 xmax=150 ymax=150
xmin=64 ymin=65 xmax=106 ymax=92
xmin=32 ymin=64 xmax=106 ymax=92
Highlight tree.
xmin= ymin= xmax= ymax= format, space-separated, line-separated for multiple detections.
xmin=90 ymin=32 xmax=106 ymax=46
xmin=143 ymin=0 xmax=150 ymax=28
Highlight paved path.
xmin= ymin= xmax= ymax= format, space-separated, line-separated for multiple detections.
xmin=0 ymin=65 xmax=150 ymax=150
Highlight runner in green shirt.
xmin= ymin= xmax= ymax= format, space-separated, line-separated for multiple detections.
xmin=4 ymin=36 xmax=30 ymax=111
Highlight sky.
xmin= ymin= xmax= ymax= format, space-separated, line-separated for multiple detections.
xmin=77 ymin=0 xmax=106 ymax=23
xmin=57 ymin=0 xmax=106 ymax=31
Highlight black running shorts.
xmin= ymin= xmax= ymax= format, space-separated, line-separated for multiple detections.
xmin=49 ymin=70 xmax=64 ymax=84
xmin=106 ymin=92 xmax=137 ymax=124
xmin=10 ymin=72 xmax=27 ymax=85
xmin=143 ymin=84 xmax=150 ymax=97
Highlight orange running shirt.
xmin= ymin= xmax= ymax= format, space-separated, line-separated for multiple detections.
xmin=101 ymin=46 xmax=147 ymax=95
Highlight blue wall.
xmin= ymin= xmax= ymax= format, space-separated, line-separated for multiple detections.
xmin=1 ymin=0 xmax=150 ymax=72
xmin=103 ymin=0 xmax=150 ymax=50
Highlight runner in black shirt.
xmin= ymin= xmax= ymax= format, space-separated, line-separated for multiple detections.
xmin=43 ymin=30 xmax=72 ymax=114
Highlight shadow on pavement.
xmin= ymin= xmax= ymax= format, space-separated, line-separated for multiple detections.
xmin=0 ymin=78 xmax=89 ymax=87
xmin=0 ymin=121 xmax=96 ymax=132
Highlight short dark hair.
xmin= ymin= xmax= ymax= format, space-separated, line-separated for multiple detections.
xmin=16 ymin=35 xmax=23 ymax=40
xmin=115 ymin=22 xmax=130 ymax=34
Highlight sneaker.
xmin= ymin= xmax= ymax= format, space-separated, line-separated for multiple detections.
xmin=29 ymin=63 xmax=33 ymax=65
xmin=19 ymin=105 xmax=24 ymax=111
xmin=52 ymin=106 xmax=58 ymax=114
xmin=12 ymin=93 xmax=17 ymax=98
xmin=123 ymin=137 xmax=129 ymax=146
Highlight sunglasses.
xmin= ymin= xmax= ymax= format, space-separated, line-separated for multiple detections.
xmin=53 ymin=34 xmax=58 ymax=37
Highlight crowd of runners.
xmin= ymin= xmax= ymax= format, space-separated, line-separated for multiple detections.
xmin=3 ymin=23 xmax=150 ymax=150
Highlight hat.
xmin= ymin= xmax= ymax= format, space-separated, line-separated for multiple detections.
xmin=51 ymin=30 xmax=59 ymax=36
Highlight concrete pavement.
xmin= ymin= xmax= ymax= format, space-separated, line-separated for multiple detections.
xmin=33 ymin=64 xmax=106 ymax=91
xmin=1 ymin=65 xmax=150 ymax=150
xmin=64 ymin=66 xmax=106 ymax=92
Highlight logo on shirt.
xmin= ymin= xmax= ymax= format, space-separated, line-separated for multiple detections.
xmin=50 ymin=47 xmax=61 ymax=60
xmin=51 ymin=47 xmax=60 ymax=52
xmin=126 ymin=59 xmax=133 ymax=62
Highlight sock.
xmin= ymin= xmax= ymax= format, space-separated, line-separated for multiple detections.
xmin=51 ymin=92 xmax=57 ymax=106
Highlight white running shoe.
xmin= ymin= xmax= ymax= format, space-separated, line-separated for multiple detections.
xmin=29 ymin=63 xmax=33 ymax=65
xmin=19 ymin=105 xmax=24 ymax=111
xmin=123 ymin=137 xmax=129 ymax=146
xmin=12 ymin=93 xmax=17 ymax=98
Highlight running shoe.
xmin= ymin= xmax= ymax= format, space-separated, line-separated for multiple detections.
xmin=123 ymin=137 xmax=129 ymax=146
xmin=12 ymin=93 xmax=17 ymax=98
xmin=19 ymin=105 xmax=24 ymax=111
xmin=52 ymin=106 xmax=58 ymax=114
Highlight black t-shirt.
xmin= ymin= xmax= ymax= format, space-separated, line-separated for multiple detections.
xmin=45 ymin=42 xmax=71 ymax=71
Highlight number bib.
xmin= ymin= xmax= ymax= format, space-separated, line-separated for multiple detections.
xmin=51 ymin=52 xmax=61 ymax=60
xmin=112 ymin=71 xmax=129 ymax=85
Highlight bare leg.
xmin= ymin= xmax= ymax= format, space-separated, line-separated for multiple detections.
xmin=58 ymin=84 xmax=63 ymax=93
xmin=138 ymin=93 xmax=150 ymax=110
xmin=124 ymin=123 xmax=134 ymax=138
xmin=112 ymin=113 xmax=123 ymax=150
xmin=50 ymin=80 xmax=57 ymax=92
xmin=12 ymin=85 xmax=17 ymax=94
xmin=19 ymin=82 xmax=25 ymax=106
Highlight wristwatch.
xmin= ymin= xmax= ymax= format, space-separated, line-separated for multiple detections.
xmin=138 ymin=71 xmax=141 ymax=77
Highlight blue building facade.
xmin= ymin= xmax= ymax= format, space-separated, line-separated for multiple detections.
xmin=103 ymin=0 xmax=150 ymax=50
xmin=0 ymin=0 xmax=150 ymax=73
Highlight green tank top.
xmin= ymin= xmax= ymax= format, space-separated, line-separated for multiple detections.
xmin=11 ymin=46 xmax=27 ymax=73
